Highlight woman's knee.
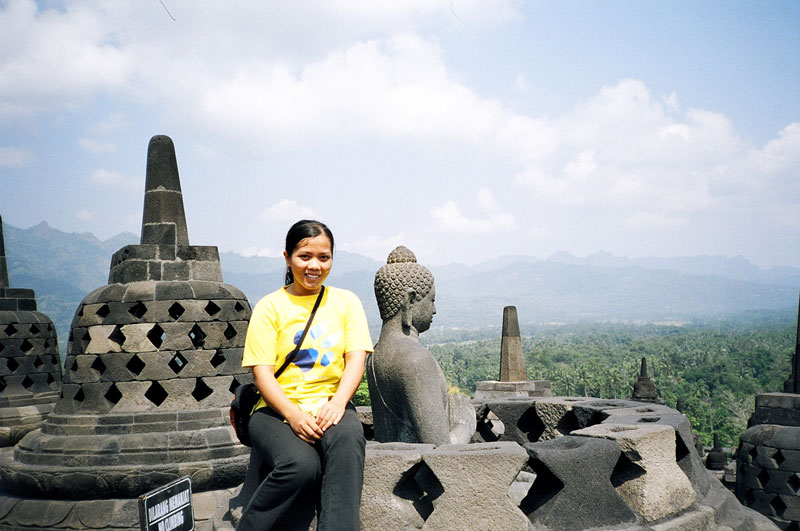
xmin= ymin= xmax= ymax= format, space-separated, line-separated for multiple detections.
xmin=273 ymin=453 xmax=321 ymax=487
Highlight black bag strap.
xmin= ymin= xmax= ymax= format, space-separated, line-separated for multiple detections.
xmin=274 ymin=286 xmax=325 ymax=379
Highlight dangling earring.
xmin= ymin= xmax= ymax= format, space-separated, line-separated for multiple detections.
xmin=284 ymin=266 xmax=293 ymax=286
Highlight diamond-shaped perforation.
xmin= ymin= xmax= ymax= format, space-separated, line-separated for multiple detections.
xmin=169 ymin=353 xmax=188 ymax=374
xmin=147 ymin=324 xmax=165 ymax=349
xmin=6 ymin=357 xmax=19 ymax=373
xmin=20 ymin=339 xmax=33 ymax=353
xmin=126 ymin=354 xmax=146 ymax=376
xmin=46 ymin=373 xmax=55 ymax=386
xmin=394 ymin=461 xmax=444 ymax=522
xmin=757 ymin=469 xmax=771 ymax=489
xmin=744 ymin=489 xmax=755 ymax=506
xmin=234 ymin=302 xmax=245 ymax=313
xmin=108 ymin=325 xmax=126 ymax=347
xmin=748 ymin=446 xmax=759 ymax=463
xmin=0 ymin=377 xmax=6 ymax=393
xmin=128 ymin=302 xmax=147 ymax=319
xmin=191 ymin=378 xmax=213 ymax=402
xmin=188 ymin=324 xmax=206 ymax=348
xmin=145 ymin=381 xmax=168 ymax=406
xmin=204 ymin=301 xmax=220 ymax=317
xmin=73 ymin=387 xmax=85 ymax=402
xmin=4 ymin=324 xmax=18 ymax=336
xmin=168 ymin=302 xmax=185 ymax=320
xmin=21 ymin=375 xmax=34 ymax=390
xmin=770 ymin=495 xmax=787 ymax=518
xmin=788 ymin=474 xmax=800 ymax=494
xmin=95 ymin=304 xmax=110 ymax=318
xmin=30 ymin=324 xmax=40 ymax=335
xmin=210 ymin=350 xmax=226 ymax=368
xmin=224 ymin=324 xmax=237 ymax=340
xmin=90 ymin=356 xmax=107 ymax=375
xmin=70 ymin=358 xmax=79 ymax=372
xmin=773 ymin=449 xmax=786 ymax=467
xmin=104 ymin=383 xmax=122 ymax=404
xmin=33 ymin=357 xmax=44 ymax=369
xmin=0 ymin=342 xmax=4 ymax=354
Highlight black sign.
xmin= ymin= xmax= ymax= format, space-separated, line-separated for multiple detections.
xmin=138 ymin=476 xmax=194 ymax=531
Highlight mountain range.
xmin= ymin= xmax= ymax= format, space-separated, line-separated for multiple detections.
xmin=3 ymin=221 xmax=799 ymax=354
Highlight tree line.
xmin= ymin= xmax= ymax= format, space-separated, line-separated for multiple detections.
xmin=357 ymin=315 xmax=795 ymax=449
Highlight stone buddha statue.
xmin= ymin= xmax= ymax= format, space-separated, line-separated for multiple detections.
xmin=367 ymin=246 xmax=475 ymax=445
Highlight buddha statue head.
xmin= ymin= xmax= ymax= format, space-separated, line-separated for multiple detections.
xmin=374 ymin=246 xmax=435 ymax=333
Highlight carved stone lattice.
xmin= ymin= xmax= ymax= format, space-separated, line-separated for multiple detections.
xmin=0 ymin=136 xmax=252 ymax=530
xmin=0 ymin=215 xmax=62 ymax=447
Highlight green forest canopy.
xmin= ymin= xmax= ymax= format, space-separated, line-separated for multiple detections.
xmin=358 ymin=314 xmax=796 ymax=450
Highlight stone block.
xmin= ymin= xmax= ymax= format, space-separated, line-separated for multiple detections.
xmin=109 ymin=260 xmax=149 ymax=284
xmin=121 ymin=281 xmax=157 ymax=302
xmin=422 ymin=442 xmax=529 ymax=531
xmin=190 ymin=260 xmax=224 ymax=282
xmin=162 ymin=261 xmax=192 ymax=281
xmin=177 ymin=246 xmax=220 ymax=262
xmin=154 ymin=281 xmax=195 ymax=301
xmin=361 ymin=442 xmax=436 ymax=531
xmin=522 ymin=435 xmax=635 ymax=529
xmin=534 ymin=397 xmax=585 ymax=440
xmin=649 ymin=505 xmax=715 ymax=531
xmin=573 ymin=422 xmax=695 ymax=522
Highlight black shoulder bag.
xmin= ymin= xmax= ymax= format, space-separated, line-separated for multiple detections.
xmin=230 ymin=286 xmax=325 ymax=447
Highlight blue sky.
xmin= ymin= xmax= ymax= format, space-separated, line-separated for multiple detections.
xmin=1 ymin=0 xmax=799 ymax=268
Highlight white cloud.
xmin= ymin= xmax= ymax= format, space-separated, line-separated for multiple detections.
xmin=338 ymin=232 xmax=429 ymax=262
xmin=430 ymin=190 xmax=517 ymax=235
xmin=76 ymin=209 xmax=94 ymax=221
xmin=626 ymin=211 xmax=688 ymax=229
xmin=0 ymin=146 xmax=32 ymax=167
xmin=259 ymin=199 xmax=318 ymax=222
xmin=88 ymin=169 xmax=137 ymax=187
xmin=79 ymin=138 xmax=116 ymax=153
xmin=239 ymin=246 xmax=281 ymax=258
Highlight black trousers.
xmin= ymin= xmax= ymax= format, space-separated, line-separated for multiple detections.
xmin=237 ymin=403 xmax=366 ymax=531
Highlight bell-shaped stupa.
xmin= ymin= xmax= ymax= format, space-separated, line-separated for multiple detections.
xmin=0 ymin=216 xmax=62 ymax=447
xmin=0 ymin=136 xmax=253 ymax=530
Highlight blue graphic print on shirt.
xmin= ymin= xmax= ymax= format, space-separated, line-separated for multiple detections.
xmin=290 ymin=324 xmax=339 ymax=371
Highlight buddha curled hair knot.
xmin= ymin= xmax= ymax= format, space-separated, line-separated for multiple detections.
xmin=386 ymin=246 xmax=416 ymax=264
xmin=375 ymin=246 xmax=433 ymax=320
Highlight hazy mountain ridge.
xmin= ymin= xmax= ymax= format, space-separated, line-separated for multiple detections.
xmin=3 ymin=221 xmax=798 ymax=355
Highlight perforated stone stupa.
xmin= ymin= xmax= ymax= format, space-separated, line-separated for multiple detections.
xmin=0 ymin=215 xmax=62 ymax=447
xmin=0 ymin=136 xmax=253 ymax=530
xmin=735 ymin=293 xmax=800 ymax=530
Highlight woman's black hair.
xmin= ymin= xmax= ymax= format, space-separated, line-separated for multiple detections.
xmin=284 ymin=220 xmax=334 ymax=286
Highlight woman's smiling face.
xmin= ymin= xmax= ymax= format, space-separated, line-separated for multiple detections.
xmin=284 ymin=233 xmax=333 ymax=296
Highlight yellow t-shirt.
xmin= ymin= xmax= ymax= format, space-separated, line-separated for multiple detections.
xmin=242 ymin=285 xmax=373 ymax=416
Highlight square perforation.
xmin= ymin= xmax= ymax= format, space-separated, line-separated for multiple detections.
xmin=188 ymin=324 xmax=206 ymax=348
xmin=145 ymin=381 xmax=168 ymax=406
xmin=108 ymin=325 xmax=126 ymax=347
xmin=210 ymin=350 xmax=226 ymax=368
xmin=128 ymin=301 xmax=147 ymax=319
xmin=168 ymin=302 xmax=185 ymax=320
xmin=126 ymin=354 xmax=146 ymax=376
xmin=204 ymin=301 xmax=220 ymax=316
xmin=192 ymin=378 xmax=213 ymax=401
xmin=147 ymin=324 xmax=166 ymax=349
xmin=91 ymin=356 xmax=107 ymax=375
xmin=96 ymin=304 xmax=111 ymax=318
xmin=4 ymin=324 xmax=18 ymax=336
xmin=20 ymin=339 xmax=33 ymax=353
xmin=104 ymin=383 xmax=122 ymax=404
xmin=169 ymin=352 xmax=188 ymax=374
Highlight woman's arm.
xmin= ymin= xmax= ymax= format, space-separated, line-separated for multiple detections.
xmin=252 ymin=364 xmax=324 ymax=444
xmin=314 ymin=350 xmax=366 ymax=432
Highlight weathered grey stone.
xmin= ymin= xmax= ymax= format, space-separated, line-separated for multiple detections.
xmin=523 ymin=435 xmax=635 ymax=529
xmin=368 ymin=246 xmax=475 ymax=445
xmin=0 ymin=216 xmax=62 ymax=447
xmin=573 ymin=422 xmax=696 ymax=522
xmin=422 ymin=442 xmax=529 ymax=531
xmin=0 ymin=136 xmax=252 ymax=530
xmin=499 ymin=306 xmax=526 ymax=382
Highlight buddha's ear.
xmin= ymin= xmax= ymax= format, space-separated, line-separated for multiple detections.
xmin=401 ymin=288 xmax=416 ymax=329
